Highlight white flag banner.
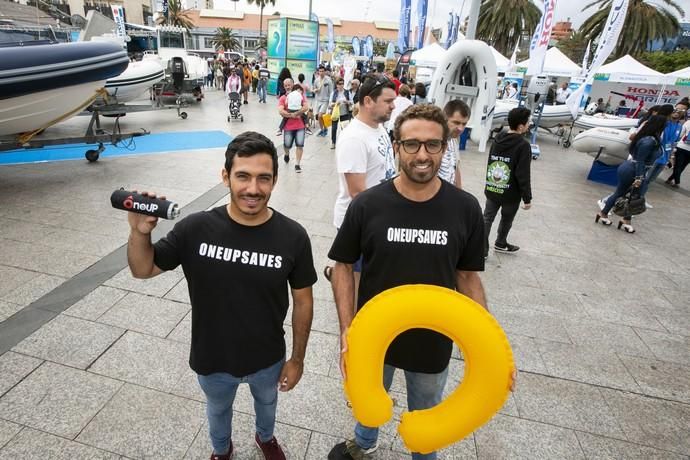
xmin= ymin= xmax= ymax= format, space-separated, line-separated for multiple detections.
xmin=509 ymin=41 xmax=519 ymax=70
xmin=566 ymin=0 xmax=630 ymax=118
xmin=111 ymin=5 xmax=127 ymax=46
xmin=581 ymin=40 xmax=591 ymax=75
xmin=526 ymin=0 xmax=557 ymax=76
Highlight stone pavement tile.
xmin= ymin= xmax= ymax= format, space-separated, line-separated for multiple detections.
xmin=0 ymin=351 xmax=42 ymax=397
xmin=184 ymin=412 xmax=311 ymax=459
xmin=0 ymin=273 xmax=66 ymax=307
xmin=535 ymin=340 xmax=640 ymax=391
xmin=0 ymin=266 xmax=39 ymax=298
xmin=44 ymin=228 xmax=125 ymax=258
xmin=167 ymin=309 xmax=191 ymax=344
xmin=310 ymin=298 xmax=340 ymax=335
xmin=169 ymin=367 xmax=205 ymax=403
xmin=77 ymin=383 xmax=205 ymax=459
xmin=512 ymin=373 xmax=625 ymax=439
xmin=12 ymin=314 xmax=124 ymax=369
xmin=392 ymin=433 xmax=476 ymax=459
xmin=601 ymin=388 xmax=690 ymax=455
xmin=505 ymin=333 xmax=548 ymax=374
xmin=661 ymin=276 xmax=690 ymax=298
xmin=0 ymin=361 xmax=121 ymax=438
xmin=98 ymin=292 xmax=190 ymax=338
xmin=0 ymin=301 xmax=23 ymax=323
xmin=479 ymin=262 xmax=541 ymax=291
xmin=654 ymin=307 xmax=690 ymax=337
xmin=285 ymin=326 xmax=337 ymax=377
xmin=514 ymin=286 xmax=587 ymax=318
xmin=634 ymin=328 xmax=690 ymax=365
xmin=104 ymin=267 xmax=184 ymax=297
xmin=301 ymin=218 xmax=337 ymax=239
xmin=575 ymin=432 xmax=688 ymax=460
xmin=305 ymin=431 xmax=404 ymax=460
xmin=484 ymin=285 xmax=519 ymax=308
xmin=575 ymin=293 xmax=667 ymax=331
xmin=90 ymin=330 xmax=188 ymax=393
xmin=0 ymin=427 xmax=120 ymax=460
xmin=63 ymin=286 xmax=128 ymax=321
xmin=618 ymin=354 xmax=690 ymax=404
xmin=0 ymin=420 xmax=21 ymax=450
xmin=164 ymin=278 xmax=191 ymax=304
xmin=0 ymin=217 xmax=58 ymax=244
xmin=561 ymin=318 xmax=655 ymax=358
xmin=0 ymin=239 xmax=100 ymax=278
xmin=312 ymin=277 xmax=334 ymax=301
xmin=474 ymin=414 xmax=585 ymax=460
xmin=490 ymin=305 xmax=571 ymax=343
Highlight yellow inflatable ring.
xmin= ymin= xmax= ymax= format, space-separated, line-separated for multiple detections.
xmin=344 ymin=284 xmax=514 ymax=454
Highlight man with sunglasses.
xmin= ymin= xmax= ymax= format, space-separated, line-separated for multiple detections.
xmin=327 ymin=104 xmax=487 ymax=460
xmin=324 ymin=75 xmax=397 ymax=282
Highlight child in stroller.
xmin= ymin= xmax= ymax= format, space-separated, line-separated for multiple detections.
xmin=227 ymin=92 xmax=243 ymax=122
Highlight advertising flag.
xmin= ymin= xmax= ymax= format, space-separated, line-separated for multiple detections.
xmin=451 ymin=13 xmax=460 ymax=44
xmin=445 ymin=12 xmax=453 ymax=49
xmin=526 ymin=0 xmax=557 ymax=76
xmin=162 ymin=0 xmax=168 ymax=19
xmin=566 ymin=0 xmax=629 ymax=118
xmin=416 ymin=0 xmax=428 ymax=50
xmin=352 ymin=36 xmax=360 ymax=56
xmin=366 ymin=35 xmax=374 ymax=58
xmin=397 ymin=0 xmax=411 ymax=53
xmin=581 ymin=40 xmax=591 ymax=74
xmin=111 ymin=5 xmax=126 ymax=45
xmin=509 ymin=42 xmax=519 ymax=70
xmin=326 ymin=18 xmax=335 ymax=52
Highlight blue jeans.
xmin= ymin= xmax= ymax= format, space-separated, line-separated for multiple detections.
xmin=197 ymin=358 xmax=284 ymax=455
xmin=641 ymin=162 xmax=665 ymax=196
xmin=602 ymin=160 xmax=638 ymax=219
xmin=354 ymin=364 xmax=449 ymax=460
xmin=257 ymin=79 xmax=267 ymax=102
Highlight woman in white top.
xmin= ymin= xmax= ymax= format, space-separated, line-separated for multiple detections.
xmin=385 ymin=84 xmax=413 ymax=143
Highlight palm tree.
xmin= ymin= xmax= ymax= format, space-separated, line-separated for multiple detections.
xmin=247 ymin=0 xmax=277 ymax=40
xmin=211 ymin=27 xmax=241 ymax=52
xmin=557 ymin=30 xmax=590 ymax=65
xmin=476 ymin=0 xmax=542 ymax=57
xmin=157 ymin=0 xmax=195 ymax=33
xmin=579 ymin=0 xmax=684 ymax=57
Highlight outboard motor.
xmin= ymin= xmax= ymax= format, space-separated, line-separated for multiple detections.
xmin=524 ymin=75 xmax=550 ymax=112
xmin=170 ymin=57 xmax=186 ymax=94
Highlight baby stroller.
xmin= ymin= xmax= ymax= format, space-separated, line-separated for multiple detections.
xmin=227 ymin=92 xmax=244 ymax=122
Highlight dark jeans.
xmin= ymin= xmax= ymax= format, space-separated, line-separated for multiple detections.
xmin=483 ymin=198 xmax=520 ymax=252
xmin=331 ymin=114 xmax=351 ymax=145
xmin=671 ymin=147 xmax=690 ymax=185
xmin=602 ymin=160 xmax=637 ymax=220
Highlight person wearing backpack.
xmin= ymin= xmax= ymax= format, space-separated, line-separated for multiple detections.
xmin=328 ymin=77 xmax=354 ymax=149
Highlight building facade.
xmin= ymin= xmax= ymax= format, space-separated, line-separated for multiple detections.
xmin=13 ymin=0 xmax=151 ymax=26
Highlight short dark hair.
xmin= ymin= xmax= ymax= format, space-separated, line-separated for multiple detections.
xmin=394 ymin=104 xmax=450 ymax=142
xmin=443 ymin=99 xmax=471 ymax=118
xmin=508 ymin=107 xmax=531 ymax=130
xmin=224 ymin=131 xmax=278 ymax=179
xmin=359 ymin=74 xmax=396 ymax=102
xmin=392 ymin=69 xmax=399 ymax=78
xmin=318 ymin=65 xmax=325 ymax=71
xmin=414 ymin=82 xmax=427 ymax=98
xmin=658 ymin=104 xmax=674 ymax=117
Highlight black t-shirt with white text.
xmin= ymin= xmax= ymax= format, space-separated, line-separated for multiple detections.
xmin=328 ymin=180 xmax=485 ymax=373
xmin=153 ymin=206 xmax=317 ymax=377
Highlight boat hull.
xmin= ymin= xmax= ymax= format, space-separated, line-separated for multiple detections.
xmin=573 ymin=114 xmax=638 ymax=131
xmin=105 ymin=59 xmax=165 ymax=103
xmin=0 ymin=81 xmax=108 ymax=136
xmin=493 ymin=100 xmax=574 ymax=128
xmin=572 ymin=127 xmax=630 ymax=166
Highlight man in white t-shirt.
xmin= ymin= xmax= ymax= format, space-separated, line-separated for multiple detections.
xmin=556 ymin=82 xmax=571 ymax=105
xmin=324 ymin=74 xmax=396 ymax=281
xmin=438 ymin=99 xmax=470 ymax=188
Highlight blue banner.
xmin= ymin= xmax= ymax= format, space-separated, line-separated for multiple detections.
xmin=445 ymin=12 xmax=453 ymax=49
xmin=416 ymin=0 xmax=428 ymax=49
xmin=352 ymin=36 xmax=360 ymax=56
xmin=452 ymin=13 xmax=460 ymax=44
xmin=366 ymin=35 xmax=374 ymax=58
xmin=326 ymin=18 xmax=335 ymax=52
xmin=397 ymin=0 xmax=411 ymax=53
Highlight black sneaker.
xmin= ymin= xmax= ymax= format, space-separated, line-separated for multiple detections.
xmin=283 ymin=154 xmax=289 ymax=164
xmin=494 ymin=242 xmax=520 ymax=253
xmin=295 ymin=164 xmax=302 ymax=173
xmin=210 ymin=441 xmax=233 ymax=459
xmin=328 ymin=440 xmax=377 ymax=460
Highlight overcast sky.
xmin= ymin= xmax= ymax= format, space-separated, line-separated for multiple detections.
xmin=236 ymin=0 xmax=690 ymax=30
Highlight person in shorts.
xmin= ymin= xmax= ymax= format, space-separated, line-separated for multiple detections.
xmin=278 ymin=78 xmax=308 ymax=172
xmin=314 ymin=65 xmax=334 ymax=136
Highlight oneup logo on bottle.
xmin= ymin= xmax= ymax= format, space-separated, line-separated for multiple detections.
xmin=123 ymin=195 xmax=159 ymax=213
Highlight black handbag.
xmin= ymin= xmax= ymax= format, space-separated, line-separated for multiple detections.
xmin=613 ymin=187 xmax=646 ymax=216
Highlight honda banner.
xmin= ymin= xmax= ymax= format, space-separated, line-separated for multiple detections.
xmin=526 ymin=0 xmax=557 ymax=76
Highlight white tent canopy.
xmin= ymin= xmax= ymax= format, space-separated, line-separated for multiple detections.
xmin=593 ymin=54 xmax=670 ymax=84
xmin=410 ymin=43 xmax=446 ymax=67
xmin=490 ymin=46 xmax=510 ymax=72
xmin=667 ymin=66 xmax=690 ymax=78
xmin=517 ymin=47 xmax=581 ymax=77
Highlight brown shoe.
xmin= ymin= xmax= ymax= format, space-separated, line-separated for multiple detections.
xmin=210 ymin=443 xmax=233 ymax=459
xmin=255 ymin=434 xmax=286 ymax=460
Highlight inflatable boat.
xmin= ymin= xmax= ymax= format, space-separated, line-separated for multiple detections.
xmin=428 ymin=40 xmax=497 ymax=152
xmin=105 ymin=58 xmax=166 ymax=103
xmin=493 ymin=99 xmax=574 ymax=129
xmin=0 ymin=41 xmax=129 ymax=136
xmin=572 ymin=127 xmax=630 ymax=165
xmin=573 ymin=113 xmax=639 ymax=131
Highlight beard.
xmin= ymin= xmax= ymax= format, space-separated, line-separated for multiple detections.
xmin=400 ymin=160 xmax=439 ymax=184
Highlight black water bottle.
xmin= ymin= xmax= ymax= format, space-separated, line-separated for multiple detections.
xmin=110 ymin=189 xmax=180 ymax=219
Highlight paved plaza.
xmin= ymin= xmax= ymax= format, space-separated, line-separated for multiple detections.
xmin=0 ymin=88 xmax=688 ymax=459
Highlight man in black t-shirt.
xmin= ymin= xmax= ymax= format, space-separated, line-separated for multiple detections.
xmin=126 ymin=132 xmax=317 ymax=460
xmin=327 ymin=105 xmax=488 ymax=460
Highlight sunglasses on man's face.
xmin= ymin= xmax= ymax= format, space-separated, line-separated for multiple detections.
xmin=360 ymin=75 xmax=390 ymax=100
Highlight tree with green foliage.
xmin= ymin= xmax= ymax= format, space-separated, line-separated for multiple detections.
xmin=211 ymin=27 xmax=241 ymax=52
xmin=157 ymin=0 xmax=194 ymax=33
xmin=247 ymin=0 xmax=277 ymax=40
xmin=579 ymin=0 xmax=684 ymax=58
xmin=638 ymin=49 xmax=690 ymax=74
xmin=476 ymin=0 xmax=542 ymax=57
